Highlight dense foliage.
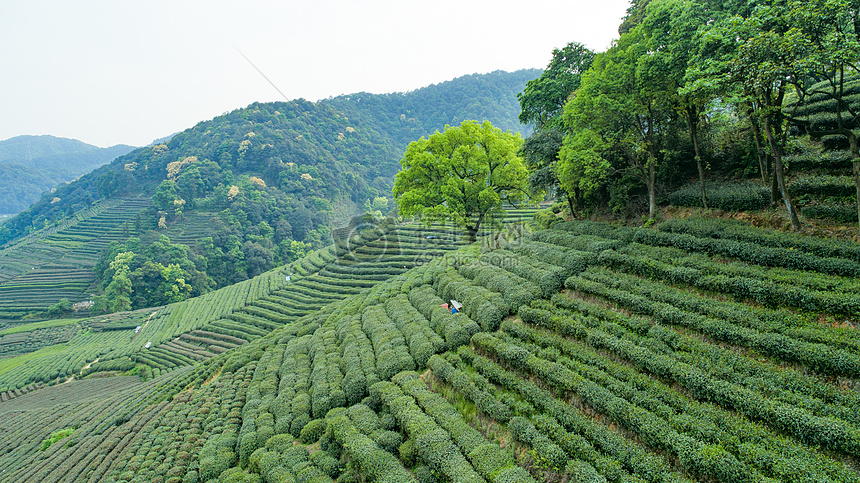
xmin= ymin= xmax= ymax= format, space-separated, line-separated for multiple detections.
xmin=1 ymin=69 xmax=537 ymax=246
xmin=1 ymin=213 xmax=858 ymax=482
xmin=394 ymin=120 xmax=532 ymax=241
xmin=4 ymin=4 xmax=860 ymax=482
xmin=519 ymin=0 xmax=860 ymax=228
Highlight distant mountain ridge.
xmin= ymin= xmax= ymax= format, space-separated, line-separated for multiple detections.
xmin=0 ymin=135 xmax=137 ymax=215
xmin=0 ymin=135 xmax=99 ymax=163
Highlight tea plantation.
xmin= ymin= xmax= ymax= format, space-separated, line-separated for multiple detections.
xmin=0 ymin=197 xmax=155 ymax=318
xmin=0 ymin=212 xmax=858 ymax=483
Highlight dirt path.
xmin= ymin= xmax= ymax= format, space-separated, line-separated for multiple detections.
xmin=60 ymin=357 xmax=101 ymax=385
xmin=79 ymin=357 xmax=100 ymax=375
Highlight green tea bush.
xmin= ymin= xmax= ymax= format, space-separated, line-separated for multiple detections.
xmin=509 ymin=241 xmax=597 ymax=278
xmin=433 ymin=268 xmax=509 ymax=332
xmin=552 ymin=220 xmax=635 ymax=241
xmin=408 ymin=285 xmax=479 ymax=349
xmin=629 ymin=228 xmax=860 ymax=277
xmin=529 ymin=230 xmax=622 ymax=253
xmin=361 ymin=306 xmax=415 ymax=381
xmin=347 ymin=404 xmax=381 ymax=434
xmin=656 ymin=217 xmax=860 ymax=262
xmin=327 ymin=409 xmax=416 ymax=483
xmin=457 ymin=260 xmax=541 ymax=311
xmin=467 ymin=444 xmax=520 ymax=482
xmin=299 ymin=418 xmax=326 ymax=444
xmin=664 ymin=180 xmax=770 ymax=211
xmin=310 ymin=450 xmax=341 ymax=478
xmin=566 ymin=273 xmax=860 ymax=376
xmin=372 ymin=381 xmax=484 ymax=483
xmin=427 ymin=355 xmax=510 ymax=423
xmin=371 ymin=429 xmax=403 ymax=454
xmin=507 ymin=417 xmax=567 ymax=471
xmin=802 ymin=202 xmax=858 ymax=223
xmin=384 ymin=295 xmax=445 ymax=367
xmin=789 ymin=175 xmax=856 ymax=197
xmin=480 ymin=250 xmax=565 ymax=298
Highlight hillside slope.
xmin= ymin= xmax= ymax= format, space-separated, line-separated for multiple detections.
xmin=0 ymin=135 xmax=136 ymax=215
xmin=0 ymin=216 xmax=857 ymax=483
xmin=0 ymin=69 xmax=539 ymax=316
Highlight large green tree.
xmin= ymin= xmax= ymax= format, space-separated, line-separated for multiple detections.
xmin=687 ymin=0 xmax=811 ymax=229
xmin=563 ymin=26 xmax=676 ymax=220
xmin=642 ymin=0 xmax=714 ymax=208
xmin=393 ymin=120 xmax=530 ymax=242
xmin=518 ymin=42 xmax=595 ymax=129
xmin=517 ymin=42 xmax=594 ymax=216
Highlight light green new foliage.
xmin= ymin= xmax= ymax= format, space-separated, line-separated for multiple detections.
xmin=39 ymin=427 xmax=75 ymax=451
xmin=393 ymin=120 xmax=530 ymax=242
xmin=557 ymin=128 xmax=610 ymax=204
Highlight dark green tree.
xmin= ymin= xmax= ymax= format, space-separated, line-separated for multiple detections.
xmin=518 ymin=42 xmax=594 ymax=215
xmin=563 ymin=25 xmax=677 ymax=220
xmin=783 ymin=0 xmax=860 ymax=227
xmin=518 ymin=42 xmax=595 ymax=129
xmin=152 ymin=180 xmax=179 ymax=212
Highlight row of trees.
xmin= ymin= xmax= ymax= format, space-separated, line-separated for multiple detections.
xmin=518 ymin=0 xmax=860 ymax=230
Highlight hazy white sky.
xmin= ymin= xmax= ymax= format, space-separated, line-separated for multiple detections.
xmin=0 ymin=1 xmax=630 ymax=148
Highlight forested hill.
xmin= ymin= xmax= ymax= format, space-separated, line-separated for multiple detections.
xmin=0 ymin=69 xmax=538 ymax=307
xmin=324 ymin=70 xmax=534 ymax=145
xmin=0 ymin=136 xmax=136 ymax=215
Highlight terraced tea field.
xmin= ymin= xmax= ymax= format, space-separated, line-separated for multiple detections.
xmin=0 ymin=198 xmax=154 ymax=318
xmin=2 ymin=212 xmax=854 ymax=483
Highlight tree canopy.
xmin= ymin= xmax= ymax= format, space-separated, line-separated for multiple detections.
xmin=393 ymin=120 xmax=530 ymax=241
xmin=517 ymin=42 xmax=595 ymax=129
xmin=518 ymin=0 xmax=860 ymax=229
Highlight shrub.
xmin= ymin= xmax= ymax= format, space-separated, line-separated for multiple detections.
xmin=299 ymin=419 xmax=326 ymax=444
xmin=507 ymin=417 xmax=567 ymax=471
xmin=803 ymin=202 xmax=858 ymax=223
xmin=493 ymin=466 xmax=537 ymax=483
xmin=414 ymin=465 xmax=440 ymax=483
xmin=408 ymin=285 xmax=479 ymax=349
xmin=265 ymin=434 xmax=293 ymax=453
xmin=399 ymin=438 xmax=417 ymax=467
xmin=281 ymin=446 xmax=310 ymax=468
xmin=664 ymin=180 xmax=770 ymax=211
xmin=371 ymin=429 xmax=404 ymax=454
xmin=347 ymin=404 xmax=381 ymax=434
xmin=468 ymin=443 xmax=517 ymax=482
xmin=310 ymin=450 xmax=341 ymax=478
xmin=327 ymin=410 xmax=416 ymax=483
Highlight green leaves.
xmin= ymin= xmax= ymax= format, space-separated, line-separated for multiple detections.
xmin=558 ymin=129 xmax=611 ymax=202
xmin=518 ymin=42 xmax=595 ymax=129
xmin=393 ymin=121 xmax=530 ymax=240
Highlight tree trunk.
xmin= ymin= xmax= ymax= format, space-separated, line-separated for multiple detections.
xmin=853 ymin=159 xmax=860 ymax=231
xmin=764 ymin=116 xmax=801 ymax=230
xmin=849 ymin=132 xmax=860 ymax=230
xmin=647 ymin=159 xmax=657 ymax=220
xmin=466 ymin=226 xmax=478 ymax=244
xmin=687 ymin=107 xmax=708 ymax=209
xmin=465 ymin=211 xmax=486 ymax=243
xmin=566 ymin=192 xmax=576 ymax=220
xmin=771 ymin=159 xmax=780 ymax=205
xmin=748 ymin=109 xmax=768 ymax=183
